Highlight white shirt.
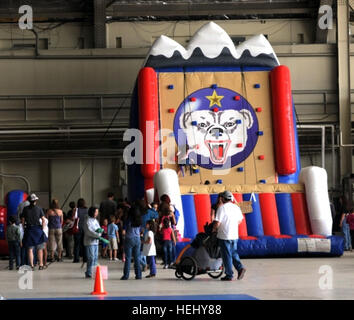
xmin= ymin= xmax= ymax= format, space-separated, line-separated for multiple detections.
xmin=40 ymin=217 xmax=49 ymax=238
xmin=214 ymin=202 xmax=244 ymax=240
xmin=143 ymin=230 xmax=156 ymax=256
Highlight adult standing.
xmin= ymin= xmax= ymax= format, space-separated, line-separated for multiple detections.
xmin=83 ymin=206 xmax=102 ymax=278
xmin=47 ymin=199 xmax=64 ymax=262
xmin=99 ymin=192 xmax=117 ymax=222
xmin=345 ymin=208 xmax=354 ymax=250
xmin=17 ymin=197 xmax=30 ymax=223
xmin=20 ymin=193 xmax=47 ymax=270
xmin=212 ymin=191 xmax=246 ymax=281
xmin=339 ymin=209 xmax=352 ymax=251
xmin=73 ymin=198 xmax=88 ymax=263
xmin=120 ymin=200 xmax=143 ymax=280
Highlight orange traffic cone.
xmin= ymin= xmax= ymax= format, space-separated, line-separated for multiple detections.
xmin=91 ymin=265 xmax=107 ymax=295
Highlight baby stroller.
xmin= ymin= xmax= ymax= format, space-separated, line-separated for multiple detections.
xmin=174 ymin=223 xmax=223 ymax=280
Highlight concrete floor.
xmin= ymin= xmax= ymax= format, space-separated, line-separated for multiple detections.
xmin=1 ymin=252 xmax=354 ymax=300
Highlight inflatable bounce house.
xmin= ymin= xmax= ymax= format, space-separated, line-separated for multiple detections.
xmin=0 ymin=190 xmax=28 ymax=255
xmin=128 ymin=22 xmax=343 ymax=257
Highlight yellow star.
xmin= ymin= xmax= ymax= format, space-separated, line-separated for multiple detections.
xmin=206 ymin=90 xmax=224 ymax=108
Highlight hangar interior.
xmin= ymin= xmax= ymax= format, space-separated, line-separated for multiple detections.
xmin=0 ymin=0 xmax=353 ymax=215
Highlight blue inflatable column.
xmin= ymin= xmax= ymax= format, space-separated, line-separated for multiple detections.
xmin=275 ymin=193 xmax=297 ymax=235
xmin=181 ymin=195 xmax=198 ymax=239
xmin=210 ymin=194 xmax=219 ymax=207
xmin=243 ymin=193 xmax=264 ymax=237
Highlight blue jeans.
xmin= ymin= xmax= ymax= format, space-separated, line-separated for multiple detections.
xmin=163 ymin=240 xmax=173 ymax=265
xmin=8 ymin=241 xmax=21 ymax=269
xmin=85 ymin=245 xmax=98 ymax=277
xmin=140 ymin=255 xmax=147 ymax=268
xmin=342 ymin=222 xmax=352 ymax=250
xmin=218 ymin=239 xmax=243 ymax=279
xmin=74 ymin=231 xmax=87 ymax=262
xmin=20 ymin=245 xmax=27 ymax=266
xmin=147 ymin=256 xmax=156 ymax=276
xmin=123 ymin=237 xmax=141 ymax=279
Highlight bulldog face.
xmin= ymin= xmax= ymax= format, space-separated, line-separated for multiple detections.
xmin=180 ymin=109 xmax=254 ymax=165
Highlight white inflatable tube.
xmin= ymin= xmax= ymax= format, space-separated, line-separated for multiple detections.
xmin=299 ymin=166 xmax=332 ymax=236
xmin=154 ymin=169 xmax=184 ymax=238
xmin=145 ymin=188 xmax=155 ymax=205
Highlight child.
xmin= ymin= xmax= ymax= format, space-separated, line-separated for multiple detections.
xmin=161 ymin=215 xmax=176 ymax=269
xmin=108 ymin=215 xmax=119 ymax=261
xmin=62 ymin=211 xmax=75 ymax=258
xmin=101 ymin=219 xmax=109 ymax=258
xmin=346 ymin=208 xmax=354 ymax=250
xmin=143 ymin=220 xmax=157 ymax=278
xmin=6 ymin=216 xmax=21 ymax=270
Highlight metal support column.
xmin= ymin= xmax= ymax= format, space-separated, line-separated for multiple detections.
xmin=94 ymin=0 xmax=107 ymax=48
xmin=337 ymin=1 xmax=352 ymax=182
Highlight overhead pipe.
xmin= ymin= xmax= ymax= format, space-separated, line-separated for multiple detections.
xmin=0 ymin=173 xmax=31 ymax=194
xmin=339 ymin=131 xmax=354 ymax=147
xmin=297 ymin=124 xmax=336 ymax=190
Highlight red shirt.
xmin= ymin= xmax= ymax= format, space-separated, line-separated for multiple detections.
xmin=346 ymin=214 xmax=354 ymax=230
xmin=161 ymin=227 xmax=173 ymax=241
xmin=101 ymin=225 xmax=108 ymax=239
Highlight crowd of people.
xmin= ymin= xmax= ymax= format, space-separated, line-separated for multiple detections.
xmin=6 ymin=188 xmax=354 ymax=282
xmin=5 ymin=191 xmax=181 ymax=280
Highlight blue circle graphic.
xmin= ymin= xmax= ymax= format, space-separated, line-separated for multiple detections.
xmin=173 ymin=87 xmax=259 ymax=170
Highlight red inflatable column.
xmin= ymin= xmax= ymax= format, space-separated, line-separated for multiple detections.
xmin=194 ymin=194 xmax=211 ymax=233
xmin=270 ymin=65 xmax=297 ymax=175
xmin=138 ymin=67 xmax=160 ymax=190
xmin=0 ymin=206 xmax=8 ymax=255
xmin=259 ymin=193 xmax=281 ymax=236
xmin=291 ymin=193 xmax=312 ymax=235
xmin=233 ymin=193 xmax=248 ymax=237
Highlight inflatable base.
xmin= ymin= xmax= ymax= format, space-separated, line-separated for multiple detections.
xmin=176 ymin=235 xmax=344 ymax=258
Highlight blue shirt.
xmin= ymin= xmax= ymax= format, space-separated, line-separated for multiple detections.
xmin=141 ymin=209 xmax=159 ymax=228
xmin=107 ymin=223 xmax=118 ymax=239
xmin=124 ymin=220 xmax=141 ymax=239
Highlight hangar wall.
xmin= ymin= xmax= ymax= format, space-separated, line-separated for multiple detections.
xmin=0 ymin=159 xmax=121 ymax=212
xmin=0 ymin=19 xmax=352 ymax=208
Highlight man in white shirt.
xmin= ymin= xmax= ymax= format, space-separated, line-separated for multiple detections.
xmin=212 ymin=190 xmax=246 ymax=281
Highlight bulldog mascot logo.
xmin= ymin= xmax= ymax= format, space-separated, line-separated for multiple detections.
xmin=173 ymin=87 xmax=259 ymax=169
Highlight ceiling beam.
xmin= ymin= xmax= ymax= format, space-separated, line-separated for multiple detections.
xmin=107 ymin=1 xmax=318 ymax=18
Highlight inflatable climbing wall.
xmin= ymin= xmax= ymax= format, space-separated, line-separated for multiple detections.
xmin=128 ymin=22 xmax=343 ymax=257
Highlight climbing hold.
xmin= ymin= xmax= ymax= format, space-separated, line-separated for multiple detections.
xmin=168 ymin=108 xmax=175 ymax=113
xmin=168 ymin=85 xmax=174 ymax=90
xmin=257 ymin=131 xmax=264 ymax=136
xmin=256 ymin=107 xmax=262 ymax=112
xmin=190 ymin=97 xmax=197 ymax=102
xmin=237 ymin=143 xmax=243 ymax=148
xmin=254 ymin=84 xmax=261 ymax=88
xmin=213 ymin=107 xmax=219 ymax=112
xmin=216 ymin=179 xmax=223 ymax=184
xmin=211 ymin=84 xmax=218 ymax=89
xmin=258 ymin=155 xmax=265 ymax=160
xmin=234 ymin=96 xmax=241 ymax=101
xmin=237 ymin=167 xmax=244 ymax=172
xmin=260 ymin=179 xmax=266 ymax=184
xmin=191 ymin=121 xmax=198 ymax=126
xmin=236 ymin=119 xmax=242 ymax=124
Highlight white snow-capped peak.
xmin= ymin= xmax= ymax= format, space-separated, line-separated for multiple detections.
xmin=147 ymin=35 xmax=186 ymax=59
xmin=147 ymin=21 xmax=279 ymax=65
